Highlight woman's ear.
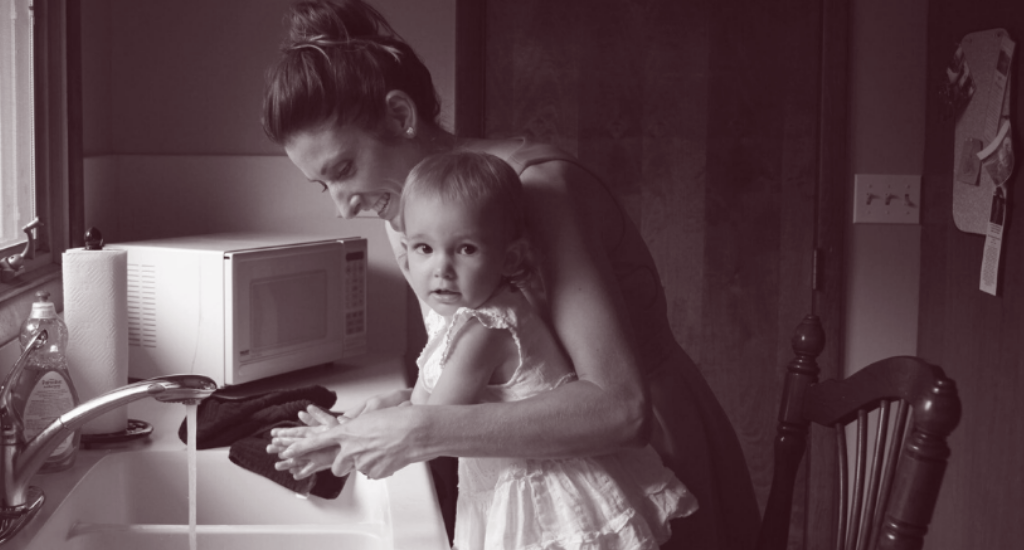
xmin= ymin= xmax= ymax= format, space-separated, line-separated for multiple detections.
xmin=384 ymin=90 xmax=418 ymax=139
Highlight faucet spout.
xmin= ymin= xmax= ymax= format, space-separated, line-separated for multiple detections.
xmin=15 ymin=375 xmax=216 ymax=491
xmin=0 ymin=373 xmax=216 ymax=542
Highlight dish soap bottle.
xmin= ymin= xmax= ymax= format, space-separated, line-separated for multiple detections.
xmin=13 ymin=290 xmax=81 ymax=473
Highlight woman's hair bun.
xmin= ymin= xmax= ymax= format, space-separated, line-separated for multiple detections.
xmin=264 ymin=0 xmax=441 ymax=143
xmin=284 ymin=0 xmax=398 ymax=47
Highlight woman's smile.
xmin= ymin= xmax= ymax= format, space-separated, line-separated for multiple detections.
xmin=372 ymin=193 xmax=391 ymax=217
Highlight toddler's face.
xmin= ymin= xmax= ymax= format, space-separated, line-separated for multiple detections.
xmin=403 ymin=195 xmax=510 ymax=318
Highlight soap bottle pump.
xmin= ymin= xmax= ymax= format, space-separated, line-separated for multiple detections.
xmin=13 ymin=290 xmax=81 ymax=473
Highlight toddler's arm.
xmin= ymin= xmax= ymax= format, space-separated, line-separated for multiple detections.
xmin=426 ymin=316 xmax=514 ymax=406
xmin=410 ymin=375 xmax=430 ymax=405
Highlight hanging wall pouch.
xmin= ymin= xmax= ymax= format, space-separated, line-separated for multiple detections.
xmin=949 ymin=29 xmax=1016 ymax=296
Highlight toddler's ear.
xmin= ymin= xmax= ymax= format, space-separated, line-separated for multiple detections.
xmin=501 ymin=239 xmax=527 ymax=277
xmin=397 ymin=237 xmax=410 ymax=274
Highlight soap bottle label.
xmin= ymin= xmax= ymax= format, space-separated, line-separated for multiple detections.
xmin=23 ymin=371 xmax=76 ymax=455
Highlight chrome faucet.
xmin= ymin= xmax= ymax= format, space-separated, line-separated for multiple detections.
xmin=0 ymin=330 xmax=217 ymax=543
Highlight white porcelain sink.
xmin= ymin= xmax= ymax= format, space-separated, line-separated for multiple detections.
xmin=23 ymin=449 xmax=449 ymax=550
xmin=48 ymin=530 xmax=380 ymax=550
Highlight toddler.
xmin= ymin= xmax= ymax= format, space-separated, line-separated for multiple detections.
xmin=401 ymin=150 xmax=698 ymax=550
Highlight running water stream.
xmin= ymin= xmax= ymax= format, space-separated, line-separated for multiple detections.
xmin=186 ymin=403 xmax=198 ymax=550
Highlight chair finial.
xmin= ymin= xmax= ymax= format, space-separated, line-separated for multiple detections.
xmin=791 ymin=314 xmax=825 ymax=358
xmin=915 ymin=375 xmax=962 ymax=436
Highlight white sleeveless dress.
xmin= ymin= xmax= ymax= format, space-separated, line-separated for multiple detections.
xmin=418 ymin=287 xmax=699 ymax=550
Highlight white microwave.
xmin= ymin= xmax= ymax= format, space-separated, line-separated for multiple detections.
xmin=107 ymin=233 xmax=367 ymax=386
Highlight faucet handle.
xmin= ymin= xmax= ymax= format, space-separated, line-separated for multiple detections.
xmin=0 ymin=331 xmax=47 ymax=417
xmin=0 ymin=219 xmax=43 ymax=283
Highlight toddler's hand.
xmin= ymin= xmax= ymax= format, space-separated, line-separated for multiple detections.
xmin=273 ymin=446 xmax=338 ymax=479
xmin=268 ymin=405 xmax=342 ymax=445
xmin=267 ymin=404 xmax=346 ymax=478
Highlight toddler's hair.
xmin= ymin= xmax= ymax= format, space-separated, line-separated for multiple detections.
xmin=401 ymin=151 xmax=537 ymax=289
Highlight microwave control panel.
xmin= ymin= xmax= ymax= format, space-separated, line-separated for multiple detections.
xmin=340 ymin=238 xmax=368 ymax=352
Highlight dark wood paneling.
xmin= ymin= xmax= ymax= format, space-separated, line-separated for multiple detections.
xmin=638 ymin=0 xmax=710 ymax=367
xmin=455 ymin=0 xmax=485 ymax=138
xmin=702 ymin=1 xmax=821 ymax=532
xmin=920 ymin=1 xmax=1024 ymax=549
xmin=482 ymin=3 xmax=837 ymax=543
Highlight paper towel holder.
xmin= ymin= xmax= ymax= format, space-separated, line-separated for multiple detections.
xmin=84 ymin=227 xmax=104 ymax=251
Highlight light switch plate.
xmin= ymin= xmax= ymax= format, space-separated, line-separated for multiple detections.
xmin=853 ymin=174 xmax=921 ymax=224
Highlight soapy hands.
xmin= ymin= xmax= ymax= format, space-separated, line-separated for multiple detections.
xmin=267 ymin=405 xmax=345 ymax=479
xmin=268 ymin=387 xmax=416 ymax=480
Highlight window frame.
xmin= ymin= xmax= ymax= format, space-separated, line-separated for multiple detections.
xmin=0 ymin=0 xmax=79 ymax=347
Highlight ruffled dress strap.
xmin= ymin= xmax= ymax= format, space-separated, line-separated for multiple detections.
xmin=438 ymin=298 xmax=523 ymax=373
xmin=416 ymin=308 xmax=452 ymax=391
xmin=423 ymin=307 xmax=448 ymax=339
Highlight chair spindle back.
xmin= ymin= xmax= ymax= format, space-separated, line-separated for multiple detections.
xmin=756 ymin=315 xmax=961 ymax=550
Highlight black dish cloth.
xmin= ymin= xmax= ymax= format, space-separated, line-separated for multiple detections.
xmin=229 ymin=420 xmax=346 ymax=499
xmin=177 ymin=385 xmax=345 ymax=499
xmin=178 ymin=385 xmax=336 ymax=449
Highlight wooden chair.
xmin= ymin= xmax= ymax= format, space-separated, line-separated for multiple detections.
xmin=756 ymin=315 xmax=961 ymax=550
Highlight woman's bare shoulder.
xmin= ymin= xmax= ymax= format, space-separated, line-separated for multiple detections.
xmin=461 ymin=138 xmax=575 ymax=180
xmin=463 ymin=138 xmax=620 ymax=235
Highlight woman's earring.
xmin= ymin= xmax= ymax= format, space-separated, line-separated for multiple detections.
xmin=405 ymin=127 xmax=416 ymax=138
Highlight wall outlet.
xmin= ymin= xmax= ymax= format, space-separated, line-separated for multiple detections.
xmin=853 ymin=174 xmax=921 ymax=224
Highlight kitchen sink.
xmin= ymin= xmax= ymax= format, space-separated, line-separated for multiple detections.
xmin=22 ymin=448 xmax=448 ymax=550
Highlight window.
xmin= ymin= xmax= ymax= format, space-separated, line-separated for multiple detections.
xmin=0 ymin=0 xmax=74 ymax=346
xmin=1 ymin=0 xmax=37 ymax=254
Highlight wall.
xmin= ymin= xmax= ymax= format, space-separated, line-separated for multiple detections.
xmin=79 ymin=0 xmax=457 ymax=357
xmin=855 ymin=0 xmax=1024 ymax=546
xmin=920 ymin=2 xmax=1024 ymax=549
xmin=845 ymin=1 xmax=927 ymax=374
xmin=82 ymin=0 xmax=455 ymax=156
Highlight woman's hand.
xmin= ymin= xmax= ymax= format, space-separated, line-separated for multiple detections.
xmin=269 ymin=387 xmax=413 ymax=447
xmin=277 ymin=403 xmax=423 ymax=480
xmin=340 ymin=387 xmax=413 ymax=420
xmin=268 ymin=388 xmax=415 ymax=479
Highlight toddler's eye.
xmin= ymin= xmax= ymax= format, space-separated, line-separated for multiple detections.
xmin=414 ymin=244 xmax=432 ymax=254
xmin=458 ymin=245 xmax=478 ymax=255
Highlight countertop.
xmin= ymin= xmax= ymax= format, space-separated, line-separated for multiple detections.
xmin=5 ymin=352 xmax=449 ymax=549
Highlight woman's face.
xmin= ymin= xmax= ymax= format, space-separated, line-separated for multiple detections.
xmin=284 ymin=122 xmax=421 ymax=224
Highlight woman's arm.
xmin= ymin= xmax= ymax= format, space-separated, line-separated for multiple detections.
xmin=423 ymin=160 xmax=650 ymax=457
xmin=521 ymin=160 xmax=650 ymax=442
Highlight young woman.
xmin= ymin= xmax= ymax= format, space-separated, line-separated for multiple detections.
xmin=264 ymin=2 xmax=759 ymax=548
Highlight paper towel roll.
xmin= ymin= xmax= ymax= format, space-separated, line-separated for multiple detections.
xmin=63 ymin=247 xmax=129 ymax=435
